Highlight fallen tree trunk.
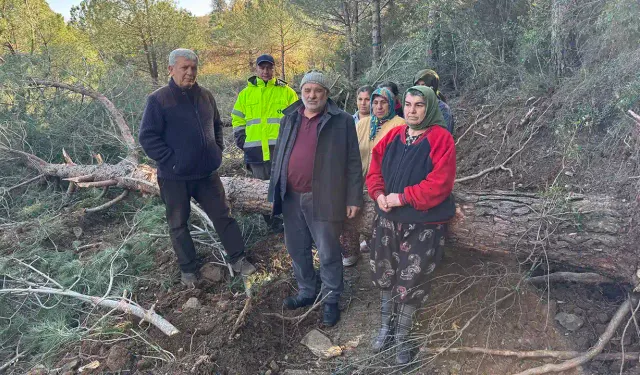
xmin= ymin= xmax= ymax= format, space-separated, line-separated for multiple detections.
xmin=4 ymin=79 xmax=636 ymax=284
xmin=2 ymin=145 xmax=636 ymax=283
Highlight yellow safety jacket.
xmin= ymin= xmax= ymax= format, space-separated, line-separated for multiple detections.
xmin=232 ymin=76 xmax=298 ymax=164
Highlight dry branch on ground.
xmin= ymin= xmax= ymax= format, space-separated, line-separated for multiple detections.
xmin=513 ymin=297 xmax=635 ymax=375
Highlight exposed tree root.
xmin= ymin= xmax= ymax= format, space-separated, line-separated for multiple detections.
xmin=228 ymin=297 xmax=252 ymax=340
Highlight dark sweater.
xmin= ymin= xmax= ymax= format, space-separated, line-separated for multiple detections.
xmin=139 ymin=79 xmax=224 ymax=180
xmin=366 ymin=125 xmax=456 ymax=223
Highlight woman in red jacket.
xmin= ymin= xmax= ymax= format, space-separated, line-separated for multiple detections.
xmin=365 ymin=86 xmax=456 ymax=364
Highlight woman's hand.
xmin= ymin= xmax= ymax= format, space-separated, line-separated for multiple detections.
xmin=385 ymin=193 xmax=403 ymax=208
xmin=376 ymin=194 xmax=392 ymax=212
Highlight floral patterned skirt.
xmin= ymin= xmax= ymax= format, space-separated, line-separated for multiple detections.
xmin=370 ymin=215 xmax=445 ymax=306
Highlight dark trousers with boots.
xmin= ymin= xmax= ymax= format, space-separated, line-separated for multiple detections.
xmin=158 ymin=172 xmax=246 ymax=273
xmin=249 ymin=162 xmax=283 ymax=231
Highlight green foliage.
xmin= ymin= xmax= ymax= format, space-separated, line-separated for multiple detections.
xmin=70 ymin=0 xmax=204 ymax=82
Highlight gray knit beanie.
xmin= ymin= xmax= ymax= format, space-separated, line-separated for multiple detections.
xmin=300 ymin=71 xmax=330 ymax=93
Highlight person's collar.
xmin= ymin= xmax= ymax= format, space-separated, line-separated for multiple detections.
xmin=169 ymin=77 xmax=199 ymax=94
xmin=248 ymin=76 xmax=276 ymax=87
xmin=299 ymin=104 xmax=326 ymax=118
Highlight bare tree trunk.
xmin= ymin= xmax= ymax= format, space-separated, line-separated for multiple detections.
xmin=342 ymin=1 xmax=356 ymax=83
xmin=372 ymin=0 xmax=381 ymax=64
xmin=427 ymin=5 xmax=440 ymax=63
xmin=550 ymin=0 xmax=567 ymax=78
xmin=280 ymin=22 xmax=286 ymax=80
xmin=143 ymin=0 xmax=159 ymax=86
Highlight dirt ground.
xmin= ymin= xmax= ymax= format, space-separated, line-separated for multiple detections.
xmin=24 ymin=222 xmax=636 ymax=375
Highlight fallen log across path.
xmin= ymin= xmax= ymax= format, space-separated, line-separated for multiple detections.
xmin=2 ymin=145 xmax=636 ymax=284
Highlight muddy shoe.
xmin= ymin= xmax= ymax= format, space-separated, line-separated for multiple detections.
xmin=283 ymin=294 xmax=317 ymax=310
xmin=323 ymin=303 xmax=341 ymax=327
xmin=231 ymin=257 xmax=256 ymax=276
xmin=181 ymin=272 xmax=198 ymax=287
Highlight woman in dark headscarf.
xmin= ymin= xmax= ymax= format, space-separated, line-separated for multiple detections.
xmin=341 ymin=87 xmax=405 ymax=267
xmin=365 ymin=86 xmax=456 ymax=364
xmin=414 ymin=69 xmax=455 ymax=134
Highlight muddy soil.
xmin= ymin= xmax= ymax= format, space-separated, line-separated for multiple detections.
xmin=41 ymin=228 xmax=636 ymax=375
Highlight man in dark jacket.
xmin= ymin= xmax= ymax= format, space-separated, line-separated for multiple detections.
xmin=268 ymin=71 xmax=364 ymax=326
xmin=139 ymin=48 xmax=256 ymax=286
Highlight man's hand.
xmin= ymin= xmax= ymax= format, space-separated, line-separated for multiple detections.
xmin=385 ymin=193 xmax=403 ymax=208
xmin=376 ymin=194 xmax=391 ymax=213
xmin=346 ymin=206 xmax=360 ymax=219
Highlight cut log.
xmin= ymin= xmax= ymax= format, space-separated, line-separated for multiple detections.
xmin=2 ymin=144 xmax=637 ymax=283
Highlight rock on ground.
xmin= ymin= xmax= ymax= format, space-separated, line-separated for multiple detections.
xmin=555 ymin=312 xmax=584 ymax=331
xmin=183 ymin=297 xmax=201 ymax=310
xmin=300 ymin=329 xmax=343 ymax=359
xmin=106 ymin=344 xmax=130 ymax=372
xmin=200 ymin=263 xmax=223 ymax=282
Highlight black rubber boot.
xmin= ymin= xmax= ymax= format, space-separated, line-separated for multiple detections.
xmin=371 ymin=290 xmax=395 ymax=352
xmin=395 ymin=303 xmax=417 ymax=365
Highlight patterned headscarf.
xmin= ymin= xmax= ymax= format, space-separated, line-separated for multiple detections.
xmin=403 ymin=86 xmax=446 ymax=130
xmin=369 ymin=87 xmax=397 ymax=140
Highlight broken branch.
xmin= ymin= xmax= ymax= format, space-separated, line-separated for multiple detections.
xmin=0 ymin=351 xmax=27 ymax=372
xmin=1 ymin=174 xmax=43 ymax=194
xmin=85 ymin=190 xmax=129 ymax=213
xmin=456 ymin=106 xmax=502 ymax=145
xmin=527 ymin=272 xmax=614 ymax=285
xmin=30 ymin=79 xmax=138 ymax=161
xmin=262 ymin=292 xmax=330 ymax=325
xmin=76 ymin=180 xmax=118 ymax=188
xmin=423 ymin=346 xmax=639 ymax=361
xmin=513 ymin=297 xmax=633 ymax=375
xmin=0 ymin=287 xmax=179 ymax=336
xmin=627 ymin=109 xmax=640 ymax=124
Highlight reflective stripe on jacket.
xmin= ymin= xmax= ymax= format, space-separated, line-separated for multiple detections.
xmin=232 ymin=76 xmax=298 ymax=163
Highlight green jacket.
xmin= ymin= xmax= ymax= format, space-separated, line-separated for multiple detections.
xmin=232 ymin=76 xmax=298 ymax=164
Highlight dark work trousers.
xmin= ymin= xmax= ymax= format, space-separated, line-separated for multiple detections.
xmin=158 ymin=172 xmax=246 ymax=273
xmin=282 ymin=191 xmax=344 ymax=304
xmin=249 ymin=162 xmax=283 ymax=228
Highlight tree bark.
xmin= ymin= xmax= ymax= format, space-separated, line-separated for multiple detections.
xmin=342 ymin=1 xmax=356 ymax=82
xmin=3 ymin=146 xmax=637 ymax=283
xmin=372 ymin=0 xmax=381 ymax=64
